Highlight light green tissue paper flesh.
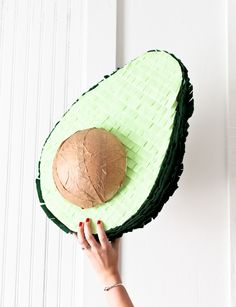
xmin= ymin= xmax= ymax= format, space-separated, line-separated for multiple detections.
xmin=40 ymin=51 xmax=182 ymax=234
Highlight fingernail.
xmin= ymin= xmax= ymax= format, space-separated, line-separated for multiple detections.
xmin=79 ymin=222 xmax=83 ymax=227
xmin=97 ymin=220 xmax=101 ymax=225
xmin=86 ymin=218 xmax=90 ymax=223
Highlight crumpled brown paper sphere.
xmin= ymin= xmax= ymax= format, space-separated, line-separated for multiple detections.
xmin=52 ymin=127 xmax=126 ymax=209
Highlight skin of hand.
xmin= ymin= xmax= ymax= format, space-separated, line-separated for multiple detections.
xmin=73 ymin=218 xmax=134 ymax=307
xmin=74 ymin=218 xmax=121 ymax=285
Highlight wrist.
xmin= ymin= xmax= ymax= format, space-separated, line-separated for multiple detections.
xmin=101 ymin=271 xmax=122 ymax=286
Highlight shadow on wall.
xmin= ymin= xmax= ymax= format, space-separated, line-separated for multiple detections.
xmin=116 ymin=0 xmax=126 ymax=67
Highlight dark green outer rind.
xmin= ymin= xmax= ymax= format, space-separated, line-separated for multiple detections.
xmin=35 ymin=49 xmax=194 ymax=242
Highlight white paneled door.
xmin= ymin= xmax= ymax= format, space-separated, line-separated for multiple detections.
xmin=0 ymin=0 xmax=234 ymax=306
xmin=0 ymin=0 xmax=116 ymax=306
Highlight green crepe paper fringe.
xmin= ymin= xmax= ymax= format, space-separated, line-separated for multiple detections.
xmin=35 ymin=49 xmax=194 ymax=242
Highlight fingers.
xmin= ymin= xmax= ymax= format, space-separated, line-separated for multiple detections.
xmin=96 ymin=220 xmax=110 ymax=249
xmin=76 ymin=219 xmax=99 ymax=250
xmin=75 ymin=218 xmax=113 ymax=251
xmin=83 ymin=218 xmax=100 ymax=249
xmin=76 ymin=221 xmax=90 ymax=250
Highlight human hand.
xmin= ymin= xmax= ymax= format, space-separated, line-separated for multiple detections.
xmin=73 ymin=218 xmax=121 ymax=285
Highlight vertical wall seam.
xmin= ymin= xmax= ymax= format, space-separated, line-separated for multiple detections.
xmin=115 ymin=0 xmax=119 ymax=68
xmin=0 ymin=0 xmax=18 ymax=305
xmin=56 ymin=1 xmax=71 ymax=304
xmin=28 ymin=0 xmax=44 ymax=306
xmin=13 ymin=0 xmax=32 ymax=305
xmin=48 ymin=3 xmax=57 ymax=307
xmin=0 ymin=0 xmax=6 ymax=302
xmin=71 ymin=1 xmax=84 ymax=307
xmin=0 ymin=0 xmax=5 ymax=98
xmin=56 ymin=233 xmax=62 ymax=307
xmin=43 ymin=2 xmax=58 ymax=307
xmin=42 ymin=219 xmax=49 ymax=307
xmin=70 ymin=243 xmax=76 ymax=307
xmin=70 ymin=4 xmax=77 ymax=306
xmin=80 ymin=0 xmax=88 ymax=93
xmin=63 ymin=0 xmax=71 ymax=112
xmin=62 ymin=0 xmax=72 ymax=305
xmin=226 ymin=0 xmax=236 ymax=305
xmin=115 ymin=0 xmax=125 ymax=68
xmin=224 ymin=0 xmax=231 ymax=306
xmin=80 ymin=1 xmax=88 ymax=305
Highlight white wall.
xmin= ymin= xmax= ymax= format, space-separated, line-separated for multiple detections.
xmin=117 ymin=1 xmax=231 ymax=307
xmin=0 ymin=0 xmax=234 ymax=306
